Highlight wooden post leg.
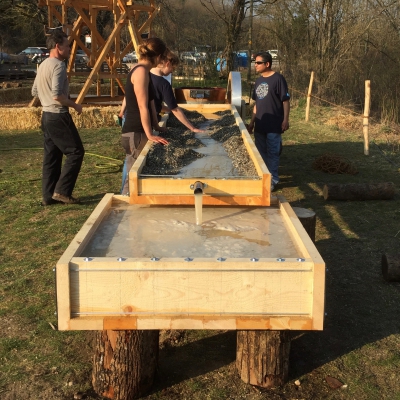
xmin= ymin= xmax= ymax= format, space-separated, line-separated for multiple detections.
xmin=236 ymin=330 xmax=291 ymax=388
xmin=92 ymin=330 xmax=159 ymax=399
xmin=293 ymin=207 xmax=316 ymax=243
xmin=382 ymin=254 xmax=400 ymax=282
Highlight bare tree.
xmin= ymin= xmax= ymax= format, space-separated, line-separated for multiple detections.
xmin=199 ymin=0 xmax=246 ymax=74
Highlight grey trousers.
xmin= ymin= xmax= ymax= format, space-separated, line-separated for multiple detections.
xmin=121 ymin=131 xmax=148 ymax=195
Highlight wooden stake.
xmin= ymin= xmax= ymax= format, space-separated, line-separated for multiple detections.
xmin=305 ymin=71 xmax=314 ymax=122
xmin=363 ymin=80 xmax=371 ymax=155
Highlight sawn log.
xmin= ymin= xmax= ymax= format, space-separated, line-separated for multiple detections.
xmin=323 ymin=182 xmax=395 ymax=201
xmin=381 ymin=254 xmax=400 ymax=282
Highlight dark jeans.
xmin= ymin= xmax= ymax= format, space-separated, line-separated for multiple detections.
xmin=254 ymin=131 xmax=282 ymax=184
xmin=41 ymin=112 xmax=85 ymax=201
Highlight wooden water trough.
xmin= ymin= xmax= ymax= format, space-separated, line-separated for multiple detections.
xmin=128 ymin=103 xmax=272 ymax=206
xmin=56 ymin=193 xmax=324 ymax=331
xmin=55 ymin=102 xmax=325 ymax=331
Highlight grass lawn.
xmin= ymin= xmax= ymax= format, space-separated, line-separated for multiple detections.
xmin=1 ymin=105 xmax=400 ymax=399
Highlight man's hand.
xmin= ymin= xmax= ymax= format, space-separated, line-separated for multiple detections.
xmin=246 ymin=122 xmax=254 ymax=133
xmin=74 ymin=103 xmax=83 ymax=115
xmin=281 ymin=120 xmax=289 ymax=132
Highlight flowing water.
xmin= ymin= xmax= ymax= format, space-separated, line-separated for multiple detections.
xmin=194 ymin=192 xmax=203 ymax=225
xmin=177 ymin=119 xmax=239 ymax=178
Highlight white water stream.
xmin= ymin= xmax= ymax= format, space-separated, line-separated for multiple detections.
xmin=176 ymin=119 xmax=239 ymax=178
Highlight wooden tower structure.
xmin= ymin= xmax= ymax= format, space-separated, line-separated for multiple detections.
xmin=37 ymin=0 xmax=159 ymax=104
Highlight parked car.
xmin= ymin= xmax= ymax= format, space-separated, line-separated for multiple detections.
xmin=267 ymin=49 xmax=279 ymax=59
xmin=123 ymin=51 xmax=137 ymax=63
xmin=180 ymin=51 xmax=197 ymax=63
xmin=75 ymin=49 xmax=89 ymax=64
xmin=19 ymin=47 xmax=49 ymax=63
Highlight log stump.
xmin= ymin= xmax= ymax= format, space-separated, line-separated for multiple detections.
xmin=381 ymin=254 xmax=400 ymax=282
xmin=236 ymin=330 xmax=291 ymax=388
xmin=323 ymin=182 xmax=395 ymax=201
xmin=92 ymin=330 xmax=159 ymax=400
xmin=292 ymin=207 xmax=316 ymax=243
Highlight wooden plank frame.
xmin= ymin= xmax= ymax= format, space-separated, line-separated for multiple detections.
xmin=55 ymin=194 xmax=325 ymax=331
xmin=129 ymin=104 xmax=272 ymax=206
xmin=37 ymin=0 xmax=159 ymax=104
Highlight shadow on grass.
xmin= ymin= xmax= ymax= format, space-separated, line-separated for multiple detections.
xmin=279 ymin=140 xmax=400 ymax=379
xmin=149 ymin=331 xmax=237 ymax=393
xmin=144 ymin=139 xmax=400 ymax=392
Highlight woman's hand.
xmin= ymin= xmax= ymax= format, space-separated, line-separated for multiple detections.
xmin=192 ymin=128 xmax=208 ymax=133
xmin=147 ymin=134 xmax=169 ymax=145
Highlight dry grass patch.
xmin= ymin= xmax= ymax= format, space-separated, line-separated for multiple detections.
xmin=325 ymin=111 xmax=363 ymax=130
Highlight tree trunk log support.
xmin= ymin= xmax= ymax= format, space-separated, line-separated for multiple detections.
xmin=323 ymin=182 xmax=395 ymax=201
xmin=381 ymin=254 xmax=400 ymax=282
xmin=92 ymin=330 xmax=159 ymax=400
xmin=236 ymin=330 xmax=291 ymax=388
xmin=292 ymin=207 xmax=316 ymax=243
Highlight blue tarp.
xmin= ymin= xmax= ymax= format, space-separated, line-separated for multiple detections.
xmin=216 ymin=52 xmax=248 ymax=71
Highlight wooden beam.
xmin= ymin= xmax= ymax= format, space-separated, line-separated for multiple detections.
xmin=76 ymin=11 xmax=126 ymax=104
xmin=137 ymin=5 xmax=159 ymax=35
xmin=128 ymin=20 xmax=141 ymax=54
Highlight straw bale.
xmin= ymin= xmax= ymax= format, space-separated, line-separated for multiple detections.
xmin=70 ymin=106 xmax=120 ymax=128
xmin=0 ymin=84 xmax=121 ymax=104
xmin=0 ymin=106 xmax=120 ymax=131
xmin=0 ymin=87 xmax=32 ymax=104
xmin=0 ymin=107 xmax=42 ymax=130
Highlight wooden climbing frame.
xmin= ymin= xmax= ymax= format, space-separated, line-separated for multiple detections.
xmin=37 ymin=0 xmax=159 ymax=104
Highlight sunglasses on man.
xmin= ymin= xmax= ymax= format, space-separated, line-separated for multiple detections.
xmin=254 ymin=61 xmax=267 ymax=65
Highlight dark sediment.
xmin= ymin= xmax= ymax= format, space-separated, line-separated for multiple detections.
xmin=141 ymin=110 xmax=258 ymax=176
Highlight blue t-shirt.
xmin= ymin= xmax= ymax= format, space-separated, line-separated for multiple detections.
xmin=150 ymin=73 xmax=178 ymax=118
xmin=252 ymin=72 xmax=290 ymax=134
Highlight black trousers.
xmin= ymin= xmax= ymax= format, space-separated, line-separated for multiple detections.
xmin=41 ymin=112 xmax=85 ymax=201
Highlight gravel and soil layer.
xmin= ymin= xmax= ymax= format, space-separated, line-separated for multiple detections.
xmin=141 ymin=110 xmax=258 ymax=176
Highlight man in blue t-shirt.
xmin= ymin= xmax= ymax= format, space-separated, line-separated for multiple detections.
xmin=247 ymin=52 xmax=290 ymax=191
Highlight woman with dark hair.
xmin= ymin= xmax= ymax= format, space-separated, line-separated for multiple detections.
xmin=121 ymin=37 xmax=169 ymax=195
